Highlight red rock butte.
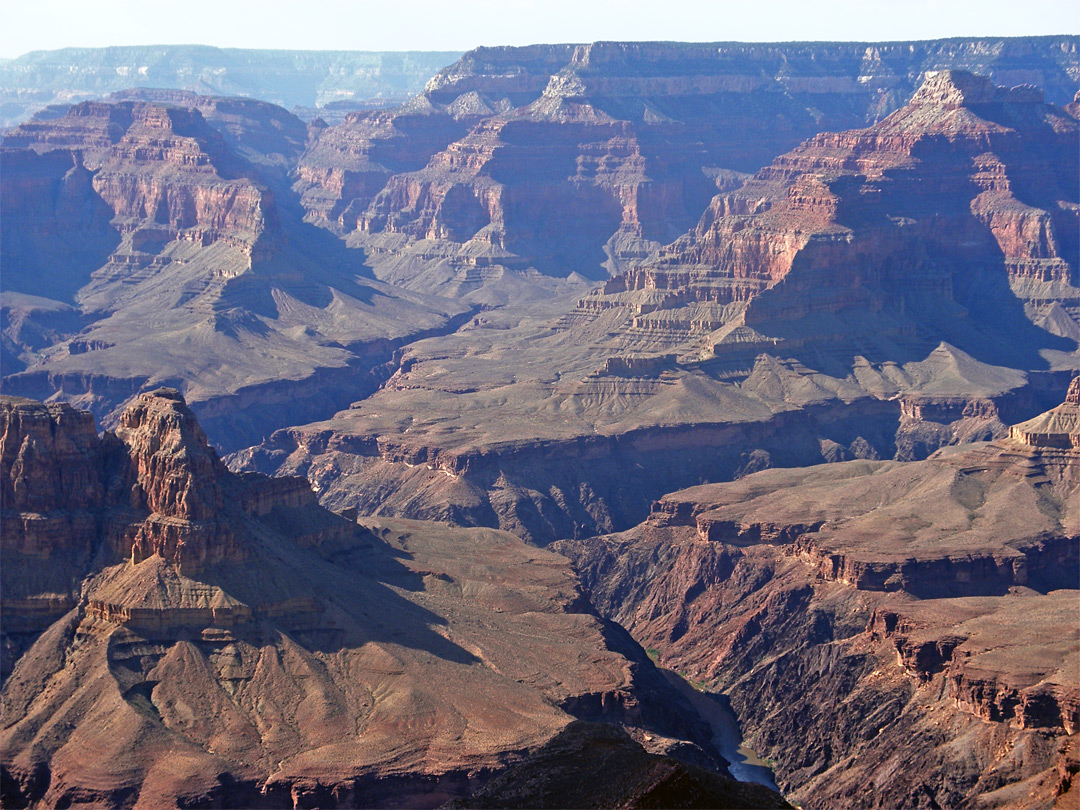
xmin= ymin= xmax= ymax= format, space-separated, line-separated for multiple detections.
xmin=1009 ymin=376 xmax=1080 ymax=449
xmin=0 ymin=390 xmax=786 ymax=809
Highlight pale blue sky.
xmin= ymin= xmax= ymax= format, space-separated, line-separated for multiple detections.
xmin=2 ymin=0 xmax=1077 ymax=58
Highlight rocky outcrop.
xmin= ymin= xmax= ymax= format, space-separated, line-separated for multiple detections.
xmin=296 ymin=39 xmax=1079 ymax=294
xmin=1 ymin=396 xmax=104 ymax=517
xmin=0 ymin=392 xmax=269 ymax=681
xmin=100 ymin=390 xmax=248 ymax=570
xmin=1 ymin=95 xmax=471 ymax=449
xmin=555 ymin=389 xmax=1080 ymax=808
xmin=1008 ymin=375 xmax=1080 ymax=448
xmin=867 ymin=605 xmax=1078 ymax=734
xmin=1 ymin=393 xmax=782 ymax=810
xmin=949 ymin=654 xmax=1079 ymax=734
xmin=0 ymin=390 xmax=331 ymax=584
xmin=115 ymin=388 xmax=229 ymax=522
xmin=572 ymin=70 xmax=1079 ymax=364
xmin=0 ymin=398 xmax=104 ymax=680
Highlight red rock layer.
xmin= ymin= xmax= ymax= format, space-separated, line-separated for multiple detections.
xmin=1008 ymin=376 xmax=1080 ymax=448
xmin=299 ymin=42 xmax=1079 ymax=287
xmin=561 ymin=532 xmax=1077 ymax=806
xmin=0 ymin=398 xmax=103 ymax=560
xmin=0 ymin=397 xmax=104 ymax=515
xmin=573 ymin=70 xmax=1079 ymax=353
xmin=555 ymin=385 xmax=1080 ymax=808
xmin=868 ymin=608 xmax=1078 ymax=734
xmin=5 ymin=101 xmax=271 ymax=251
xmin=115 ymin=389 xmax=228 ymax=521
xmin=1 ymin=394 xmax=771 ymax=810
xmin=0 ymin=390 xmax=342 ymax=574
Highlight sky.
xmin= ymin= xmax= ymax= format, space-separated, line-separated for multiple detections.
xmin=2 ymin=0 xmax=1077 ymax=58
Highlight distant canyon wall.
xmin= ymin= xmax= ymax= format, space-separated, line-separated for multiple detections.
xmin=0 ymin=46 xmax=464 ymax=127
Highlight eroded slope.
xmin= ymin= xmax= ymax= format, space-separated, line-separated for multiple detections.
xmin=301 ymin=38 xmax=1080 ymax=296
xmin=1 ymin=391 xmax=784 ymax=809
xmin=235 ymin=71 xmax=1078 ymax=544
xmin=555 ymin=380 xmax=1080 ymax=809
xmin=0 ymin=97 xmax=470 ymax=449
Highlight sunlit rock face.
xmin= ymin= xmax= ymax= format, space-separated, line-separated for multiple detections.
xmin=300 ymin=39 xmax=1079 ymax=290
xmin=556 ymin=381 xmax=1080 ymax=809
xmin=1 ymin=391 xmax=783 ymax=810
xmin=1 ymin=96 xmax=470 ymax=450
xmin=574 ymin=70 xmax=1078 ymax=362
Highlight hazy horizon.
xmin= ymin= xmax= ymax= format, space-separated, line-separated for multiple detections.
xmin=3 ymin=0 xmax=1077 ymax=59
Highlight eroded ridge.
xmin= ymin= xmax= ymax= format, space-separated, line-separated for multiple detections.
xmin=0 ymin=390 xmax=786 ymax=810
xmin=557 ymin=380 xmax=1080 ymax=809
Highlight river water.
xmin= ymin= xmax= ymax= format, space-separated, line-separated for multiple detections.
xmin=659 ymin=669 xmax=780 ymax=792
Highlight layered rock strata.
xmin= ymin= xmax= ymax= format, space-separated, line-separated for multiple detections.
xmin=1 ymin=391 xmax=784 ymax=809
xmin=234 ymin=300 xmax=1074 ymax=545
xmin=571 ymin=70 xmax=1079 ymax=366
xmin=1 ymin=96 xmax=469 ymax=450
xmin=556 ymin=385 xmax=1080 ymax=809
xmin=235 ymin=71 xmax=1077 ymax=544
xmin=1 ymin=390 xmax=344 ymax=618
xmin=299 ymin=38 xmax=1080 ymax=293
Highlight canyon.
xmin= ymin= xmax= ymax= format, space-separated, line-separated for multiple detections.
xmin=1 ymin=36 xmax=1078 ymax=810
xmin=301 ymin=37 xmax=1080 ymax=293
xmin=3 ymin=41 xmax=1077 ymax=458
xmin=0 ymin=390 xmax=787 ymax=809
xmin=1 ymin=93 xmax=472 ymax=449
xmin=556 ymin=379 xmax=1080 ymax=809
xmin=234 ymin=67 xmax=1079 ymax=546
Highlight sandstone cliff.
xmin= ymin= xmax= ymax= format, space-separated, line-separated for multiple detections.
xmin=298 ymin=38 xmax=1079 ymax=295
xmin=1 ymin=391 xmax=782 ymax=809
xmin=1 ymin=96 xmax=470 ymax=449
xmin=0 ymin=390 xmax=341 ymax=598
xmin=234 ymin=307 xmax=1073 ymax=545
xmin=572 ymin=70 xmax=1079 ymax=369
xmin=555 ymin=385 xmax=1080 ymax=809
xmin=230 ymin=70 xmax=1077 ymax=545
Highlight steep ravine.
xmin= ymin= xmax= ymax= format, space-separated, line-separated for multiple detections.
xmin=1 ymin=391 xmax=791 ymax=810
xmin=554 ymin=389 xmax=1080 ymax=809
xmin=558 ymin=538 xmax=1077 ymax=809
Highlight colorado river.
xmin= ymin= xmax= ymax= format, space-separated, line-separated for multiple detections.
xmin=659 ymin=668 xmax=780 ymax=792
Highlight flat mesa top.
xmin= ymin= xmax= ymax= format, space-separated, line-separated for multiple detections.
xmin=658 ymin=440 xmax=1078 ymax=560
